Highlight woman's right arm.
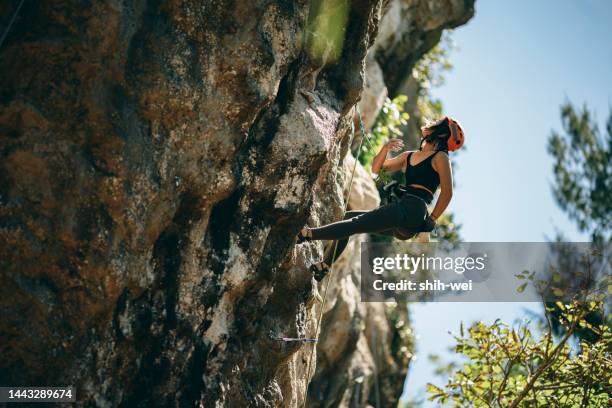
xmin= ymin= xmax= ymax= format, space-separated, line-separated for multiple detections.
xmin=371 ymin=139 xmax=408 ymax=174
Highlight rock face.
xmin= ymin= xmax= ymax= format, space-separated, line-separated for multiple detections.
xmin=306 ymin=152 xmax=415 ymax=408
xmin=0 ymin=1 xmax=473 ymax=407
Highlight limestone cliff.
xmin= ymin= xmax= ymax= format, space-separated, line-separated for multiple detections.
xmin=0 ymin=0 xmax=473 ymax=407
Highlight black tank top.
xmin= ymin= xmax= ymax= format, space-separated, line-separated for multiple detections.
xmin=404 ymin=151 xmax=440 ymax=193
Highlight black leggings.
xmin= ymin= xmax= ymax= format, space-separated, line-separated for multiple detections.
xmin=311 ymin=196 xmax=428 ymax=265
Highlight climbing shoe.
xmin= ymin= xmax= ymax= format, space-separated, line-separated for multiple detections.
xmin=296 ymin=227 xmax=312 ymax=244
xmin=311 ymin=262 xmax=330 ymax=282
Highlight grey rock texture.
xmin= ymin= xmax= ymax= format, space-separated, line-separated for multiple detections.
xmin=375 ymin=0 xmax=475 ymax=96
xmin=0 ymin=0 xmax=473 ymax=407
xmin=307 ymin=153 xmax=415 ymax=408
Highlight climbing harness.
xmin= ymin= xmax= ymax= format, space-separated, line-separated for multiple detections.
xmin=378 ymin=180 xmax=437 ymax=235
xmin=0 ymin=0 xmax=25 ymax=51
xmin=379 ymin=180 xmax=430 ymax=205
xmin=378 ymin=179 xmax=403 ymax=205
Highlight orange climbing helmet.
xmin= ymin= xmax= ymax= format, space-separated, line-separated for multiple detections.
xmin=446 ymin=117 xmax=464 ymax=152
xmin=421 ymin=116 xmax=465 ymax=152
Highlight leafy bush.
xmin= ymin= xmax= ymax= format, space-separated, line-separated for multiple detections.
xmin=358 ymin=94 xmax=410 ymax=171
xmin=548 ymin=102 xmax=611 ymax=244
xmin=427 ymin=264 xmax=611 ymax=407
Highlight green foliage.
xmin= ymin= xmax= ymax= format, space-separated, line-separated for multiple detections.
xmin=305 ymin=0 xmax=350 ymax=65
xmin=547 ymin=102 xmax=611 ymax=346
xmin=431 ymin=213 xmax=462 ymax=249
xmin=433 ymin=318 xmax=610 ymax=406
xmin=413 ymin=33 xmax=454 ymax=91
xmin=414 ymin=33 xmax=454 ymax=120
xmin=427 ymin=272 xmax=611 ymax=407
xmin=385 ymin=301 xmax=416 ymax=369
xmin=359 ymin=94 xmax=410 ymax=170
xmin=397 ymin=398 xmax=425 ymax=408
xmin=548 ymin=102 xmax=612 ymax=244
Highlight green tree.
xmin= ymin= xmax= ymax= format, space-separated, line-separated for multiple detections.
xmin=428 ymin=301 xmax=611 ymax=407
xmin=547 ymin=102 xmax=611 ymax=343
xmin=427 ymin=252 xmax=611 ymax=407
xmin=548 ymin=102 xmax=612 ymax=244
xmin=413 ymin=32 xmax=454 ymax=121
xmin=359 ymin=94 xmax=410 ymax=171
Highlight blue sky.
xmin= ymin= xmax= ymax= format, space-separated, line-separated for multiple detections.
xmin=436 ymin=0 xmax=611 ymax=243
xmin=402 ymin=0 xmax=612 ymax=404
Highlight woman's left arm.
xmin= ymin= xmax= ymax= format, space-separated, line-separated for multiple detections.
xmin=430 ymin=152 xmax=453 ymax=221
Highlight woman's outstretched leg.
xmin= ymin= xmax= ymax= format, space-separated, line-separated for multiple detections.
xmin=307 ymin=210 xmax=364 ymax=281
xmin=312 ymin=211 xmax=394 ymax=281
xmin=320 ymin=210 xmax=365 ymax=265
xmin=322 ymin=227 xmax=398 ymax=265
xmin=309 ymin=203 xmax=407 ymax=241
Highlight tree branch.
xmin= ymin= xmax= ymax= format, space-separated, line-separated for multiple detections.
xmin=508 ymin=308 xmax=584 ymax=408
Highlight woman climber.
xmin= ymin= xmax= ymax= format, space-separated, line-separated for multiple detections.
xmin=297 ymin=116 xmax=465 ymax=280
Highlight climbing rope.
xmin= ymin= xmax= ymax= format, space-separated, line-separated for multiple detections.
xmin=0 ymin=0 xmax=25 ymax=51
xmin=301 ymin=104 xmax=372 ymax=407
